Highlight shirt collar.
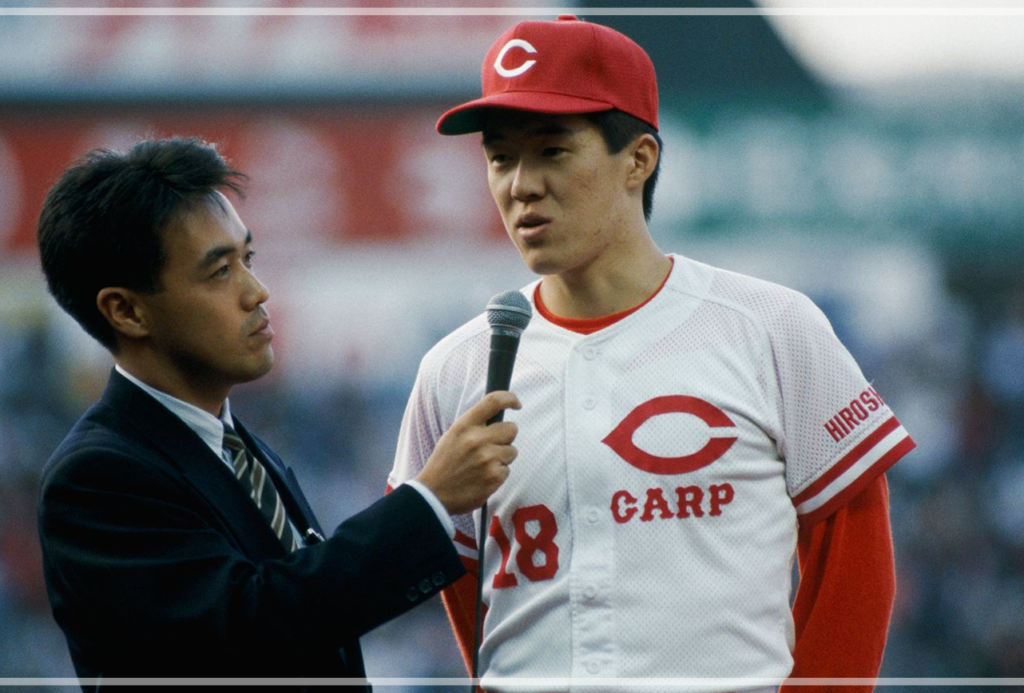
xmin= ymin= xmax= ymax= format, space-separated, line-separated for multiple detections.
xmin=114 ymin=364 xmax=233 ymax=460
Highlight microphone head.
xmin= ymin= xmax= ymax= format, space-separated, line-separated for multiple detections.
xmin=486 ymin=290 xmax=533 ymax=334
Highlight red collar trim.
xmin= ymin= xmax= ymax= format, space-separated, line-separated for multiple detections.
xmin=534 ymin=257 xmax=674 ymax=335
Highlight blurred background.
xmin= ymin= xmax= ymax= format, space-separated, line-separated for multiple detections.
xmin=1 ymin=0 xmax=1023 ymax=688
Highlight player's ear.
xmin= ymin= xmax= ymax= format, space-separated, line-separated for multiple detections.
xmin=96 ymin=287 xmax=152 ymax=341
xmin=626 ymin=133 xmax=659 ymax=190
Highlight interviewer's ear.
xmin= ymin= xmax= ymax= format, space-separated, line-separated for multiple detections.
xmin=96 ymin=288 xmax=151 ymax=341
xmin=626 ymin=133 xmax=659 ymax=189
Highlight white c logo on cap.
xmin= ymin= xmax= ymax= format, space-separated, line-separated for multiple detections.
xmin=494 ymin=39 xmax=537 ymax=78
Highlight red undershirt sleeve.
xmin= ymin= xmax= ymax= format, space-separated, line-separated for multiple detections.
xmin=442 ymin=553 xmax=485 ymax=676
xmin=783 ymin=474 xmax=895 ymax=693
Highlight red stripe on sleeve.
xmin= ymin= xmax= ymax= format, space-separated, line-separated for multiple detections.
xmin=799 ymin=436 xmax=915 ymax=528
xmin=792 ymin=417 xmax=901 ymax=507
xmin=458 ymin=553 xmax=479 ymax=574
xmin=454 ymin=529 xmax=478 ymax=551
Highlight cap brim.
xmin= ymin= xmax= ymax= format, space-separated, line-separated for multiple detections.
xmin=436 ymin=91 xmax=616 ymax=135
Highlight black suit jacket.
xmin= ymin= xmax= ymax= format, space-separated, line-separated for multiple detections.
xmin=38 ymin=370 xmax=464 ymax=688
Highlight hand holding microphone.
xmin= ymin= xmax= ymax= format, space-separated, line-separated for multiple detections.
xmin=417 ymin=391 xmax=520 ymax=515
xmin=414 ymin=291 xmax=532 ymax=516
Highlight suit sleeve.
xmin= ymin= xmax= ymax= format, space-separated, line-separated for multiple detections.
xmin=39 ymin=446 xmax=465 ymax=673
xmin=782 ymin=474 xmax=895 ymax=691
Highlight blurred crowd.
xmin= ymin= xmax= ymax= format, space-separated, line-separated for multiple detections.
xmin=880 ymin=283 xmax=1024 ymax=679
xmin=0 ymin=257 xmax=1021 ymax=689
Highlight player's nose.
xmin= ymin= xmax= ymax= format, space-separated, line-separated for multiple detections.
xmin=510 ymin=159 xmax=544 ymax=201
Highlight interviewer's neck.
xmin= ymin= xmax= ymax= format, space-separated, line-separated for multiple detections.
xmin=114 ymin=346 xmax=230 ymax=417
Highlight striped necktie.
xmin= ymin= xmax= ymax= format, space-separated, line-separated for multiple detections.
xmin=222 ymin=425 xmax=300 ymax=553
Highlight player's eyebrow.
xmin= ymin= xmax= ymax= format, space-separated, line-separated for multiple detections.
xmin=197 ymin=229 xmax=253 ymax=271
xmin=483 ymin=123 xmax=576 ymax=146
xmin=482 ymin=130 xmax=506 ymax=146
xmin=527 ymin=123 xmax=576 ymax=138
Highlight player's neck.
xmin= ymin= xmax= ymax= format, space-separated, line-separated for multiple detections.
xmin=539 ymin=240 xmax=671 ymax=320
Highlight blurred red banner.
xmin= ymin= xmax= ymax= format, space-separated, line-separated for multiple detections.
xmin=0 ymin=107 xmax=506 ymax=256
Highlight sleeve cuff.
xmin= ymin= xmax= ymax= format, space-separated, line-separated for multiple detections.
xmin=794 ymin=416 xmax=915 ymax=527
xmin=405 ymin=479 xmax=455 ymax=539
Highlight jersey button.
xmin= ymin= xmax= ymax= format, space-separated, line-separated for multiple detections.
xmin=588 ymin=509 xmax=600 ymax=524
xmin=583 ymin=584 xmax=598 ymax=600
xmin=585 ymin=660 xmax=601 ymax=675
xmin=583 ymin=398 xmax=596 ymax=410
xmin=583 ymin=346 xmax=597 ymax=360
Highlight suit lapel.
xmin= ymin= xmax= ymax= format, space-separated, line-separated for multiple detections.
xmin=101 ymin=371 xmax=286 ymax=558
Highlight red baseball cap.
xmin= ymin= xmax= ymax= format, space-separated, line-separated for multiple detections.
xmin=436 ymin=15 xmax=659 ymax=135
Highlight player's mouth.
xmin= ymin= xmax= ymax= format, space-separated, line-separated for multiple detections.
xmin=516 ymin=212 xmax=551 ymax=241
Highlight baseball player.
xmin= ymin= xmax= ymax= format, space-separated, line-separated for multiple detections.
xmin=388 ymin=16 xmax=915 ymax=692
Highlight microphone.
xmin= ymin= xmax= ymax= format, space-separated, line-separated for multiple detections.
xmin=473 ymin=290 xmax=532 ymax=689
xmin=484 ymin=290 xmax=533 ymax=423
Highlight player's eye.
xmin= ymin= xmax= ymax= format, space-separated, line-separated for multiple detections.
xmin=489 ymin=152 xmax=511 ymax=165
xmin=244 ymin=250 xmax=256 ymax=267
xmin=211 ymin=264 xmax=230 ymax=279
xmin=542 ymin=147 xmax=566 ymax=157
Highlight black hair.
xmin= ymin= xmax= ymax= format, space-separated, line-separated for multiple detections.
xmin=37 ymin=137 xmax=246 ymax=351
xmin=585 ymin=110 xmax=662 ymax=222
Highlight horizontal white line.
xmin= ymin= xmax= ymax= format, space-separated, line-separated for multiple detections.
xmin=4 ymin=677 xmax=1024 ymax=686
xmin=455 ymin=542 xmax=479 ymax=559
xmin=474 ymin=679 xmax=1024 ymax=687
xmin=2 ymin=7 xmax=1024 ymax=17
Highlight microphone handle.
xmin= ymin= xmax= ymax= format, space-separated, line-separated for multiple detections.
xmin=484 ymin=333 xmax=521 ymax=425
xmin=474 ymin=330 xmax=522 ymax=689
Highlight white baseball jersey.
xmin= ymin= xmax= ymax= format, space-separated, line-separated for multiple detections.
xmin=389 ymin=254 xmax=914 ymax=692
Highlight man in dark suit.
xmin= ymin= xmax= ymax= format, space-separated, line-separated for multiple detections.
xmin=36 ymin=137 xmax=520 ymax=687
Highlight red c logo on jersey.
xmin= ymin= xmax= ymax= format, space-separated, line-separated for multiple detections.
xmin=602 ymin=396 xmax=738 ymax=475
